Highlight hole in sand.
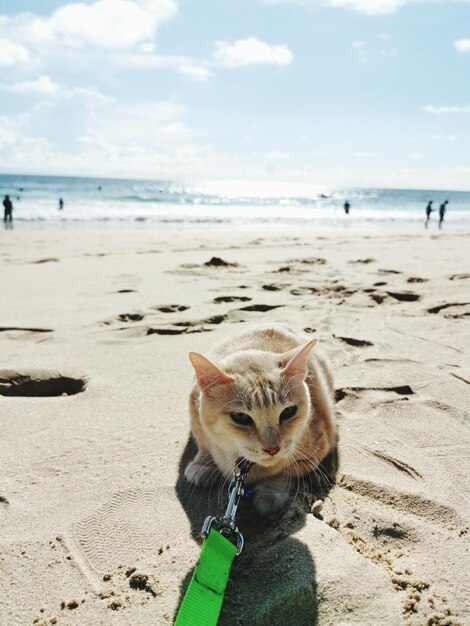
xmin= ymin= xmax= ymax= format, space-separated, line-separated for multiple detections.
xmin=335 ymin=336 xmax=374 ymax=347
xmin=386 ymin=291 xmax=420 ymax=302
xmin=213 ymin=296 xmax=252 ymax=303
xmin=239 ymin=304 xmax=283 ymax=312
xmin=0 ymin=370 xmax=87 ymax=397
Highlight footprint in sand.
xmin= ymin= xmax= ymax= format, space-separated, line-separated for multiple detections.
xmin=261 ymin=284 xmax=285 ymax=292
xmin=30 ymin=257 xmax=59 ymax=264
xmin=204 ymin=257 xmax=239 ymax=267
xmin=334 ymin=335 xmax=374 ymax=348
xmin=118 ymin=313 xmax=145 ymax=322
xmin=290 ymin=287 xmax=319 ymax=296
xmin=407 ymin=277 xmax=428 ymax=283
xmin=147 ymin=314 xmax=225 ymax=335
xmin=427 ymin=302 xmax=470 ymax=318
xmin=386 ymin=291 xmax=421 ymax=302
xmin=213 ymin=296 xmax=252 ymax=303
xmin=449 ymin=273 xmax=470 ymax=281
xmin=146 ymin=304 xmax=284 ymax=336
xmin=288 ymin=257 xmax=327 ymax=265
xmin=335 ymin=385 xmax=414 ymax=411
xmin=238 ymin=304 xmax=283 ymax=312
xmin=153 ymin=305 xmax=190 ymax=313
xmin=338 ymin=474 xmax=464 ymax=527
xmin=0 ymin=326 xmax=53 ymax=333
xmin=0 ymin=370 xmax=87 ymax=396
xmin=369 ymin=293 xmax=388 ymax=304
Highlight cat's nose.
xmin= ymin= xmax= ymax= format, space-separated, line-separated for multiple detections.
xmin=263 ymin=446 xmax=280 ymax=456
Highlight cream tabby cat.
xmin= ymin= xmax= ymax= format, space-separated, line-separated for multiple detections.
xmin=185 ymin=324 xmax=336 ymax=516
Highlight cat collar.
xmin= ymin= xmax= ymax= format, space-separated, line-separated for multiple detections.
xmin=174 ymin=457 xmax=254 ymax=626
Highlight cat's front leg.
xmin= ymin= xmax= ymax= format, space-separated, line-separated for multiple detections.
xmin=184 ymin=449 xmax=217 ymax=487
xmin=251 ymin=473 xmax=290 ymax=516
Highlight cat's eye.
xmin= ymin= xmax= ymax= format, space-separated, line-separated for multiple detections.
xmin=280 ymin=405 xmax=298 ymax=422
xmin=229 ymin=412 xmax=254 ymax=427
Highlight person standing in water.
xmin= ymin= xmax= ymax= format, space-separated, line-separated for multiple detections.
xmin=3 ymin=195 xmax=13 ymax=222
xmin=58 ymin=198 xmax=64 ymax=211
xmin=344 ymin=200 xmax=350 ymax=215
xmin=439 ymin=200 xmax=448 ymax=229
xmin=425 ymin=200 xmax=433 ymax=229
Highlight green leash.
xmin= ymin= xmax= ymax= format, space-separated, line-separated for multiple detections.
xmin=175 ymin=459 xmax=254 ymax=626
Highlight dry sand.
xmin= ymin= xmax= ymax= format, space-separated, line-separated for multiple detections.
xmin=1 ymin=228 xmax=469 ymax=626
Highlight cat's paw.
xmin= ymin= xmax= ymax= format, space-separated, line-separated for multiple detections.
xmin=184 ymin=460 xmax=214 ymax=487
xmin=251 ymin=483 xmax=289 ymax=517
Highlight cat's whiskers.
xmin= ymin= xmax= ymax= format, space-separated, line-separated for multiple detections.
xmin=295 ymin=444 xmax=335 ymax=487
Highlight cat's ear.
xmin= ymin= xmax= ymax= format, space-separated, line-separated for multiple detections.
xmin=189 ymin=352 xmax=234 ymax=395
xmin=280 ymin=339 xmax=317 ymax=379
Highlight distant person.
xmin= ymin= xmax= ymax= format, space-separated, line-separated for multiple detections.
xmin=3 ymin=195 xmax=13 ymax=222
xmin=58 ymin=198 xmax=64 ymax=211
xmin=425 ymin=200 xmax=433 ymax=229
xmin=344 ymin=200 xmax=350 ymax=215
xmin=439 ymin=200 xmax=448 ymax=229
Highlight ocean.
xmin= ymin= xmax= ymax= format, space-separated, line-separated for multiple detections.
xmin=1 ymin=173 xmax=469 ymax=231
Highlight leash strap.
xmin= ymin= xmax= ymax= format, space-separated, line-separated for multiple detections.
xmin=174 ymin=528 xmax=238 ymax=626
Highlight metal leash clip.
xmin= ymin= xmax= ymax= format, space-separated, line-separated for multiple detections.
xmin=201 ymin=457 xmax=254 ymax=555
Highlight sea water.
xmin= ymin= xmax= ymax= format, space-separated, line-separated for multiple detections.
xmin=1 ymin=174 xmax=469 ymax=231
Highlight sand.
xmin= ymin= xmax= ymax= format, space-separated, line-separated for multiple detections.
xmin=1 ymin=227 xmax=469 ymax=626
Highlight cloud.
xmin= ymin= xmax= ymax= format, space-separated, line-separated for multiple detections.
xmin=432 ymin=133 xmax=458 ymax=141
xmin=266 ymin=0 xmax=470 ymax=15
xmin=8 ymin=75 xmax=60 ymax=96
xmin=266 ymin=150 xmax=291 ymax=159
xmin=178 ymin=64 xmax=212 ymax=82
xmin=120 ymin=53 xmax=212 ymax=81
xmin=0 ymin=37 xmax=30 ymax=66
xmin=352 ymin=150 xmax=377 ymax=158
xmin=214 ymin=38 xmax=294 ymax=68
xmin=0 ymin=92 xmax=217 ymax=179
xmin=423 ymin=103 xmax=470 ymax=113
xmin=1 ymin=0 xmax=177 ymax=53
xmin=330 ymin=0 xmax=405 ymax=15
xmin=454 ymin=39 xmax=470 ymax=52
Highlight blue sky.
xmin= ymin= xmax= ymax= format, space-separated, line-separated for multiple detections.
xmin=0 ymin=0 xmax=469 ymax=189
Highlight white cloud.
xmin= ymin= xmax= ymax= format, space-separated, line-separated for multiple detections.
xmin=352 ymin=41 xmax=365 ymax=48
xmin=178 ymin=64 xmax=212 ymax=82
xmin=119 ymin=53 xmax=212 ymax=81
xmin=266 ymin=150 xmax=291 ymax=159
xmin=423 ymin=103 xmax=470 ymax=113
xmin=432 ymin=133 xmax=458 ymax=141
xmin=1 ymin=0 xmax=177 ymax=52
xmin=454 ymin=39 xmax=470 ymax=52
xmin=0 ymin=93 xmax=217 ymax=179
xmin=330 ymin=0 xmax=406 ymax=14
xmin=9 ymin=75 xmax=60 ymax=96
xmin=352 ymin=150 xmax=377 ymax=157
xmin=214 ymin=38 xmax=294 ymax=68
xmin=0 ymin=37 xmax=30 ymax=66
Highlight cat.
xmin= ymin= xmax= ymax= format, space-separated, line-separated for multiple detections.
xmin=185 ymin=323 xmax=336 ymax=516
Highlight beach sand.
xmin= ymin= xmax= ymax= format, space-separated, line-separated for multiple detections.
xmin=1 ymin=228 xmax=469 ymax=626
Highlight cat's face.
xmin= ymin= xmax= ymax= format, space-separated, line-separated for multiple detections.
xmin=190 ymin=340 xmax=316 ymax=467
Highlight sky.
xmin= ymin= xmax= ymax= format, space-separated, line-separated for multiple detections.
xmin=0 ymin=0 xmax=469 ymax=190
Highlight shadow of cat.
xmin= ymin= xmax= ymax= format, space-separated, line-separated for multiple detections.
xmin=173 ymin=437 xmax=338 ymax=626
